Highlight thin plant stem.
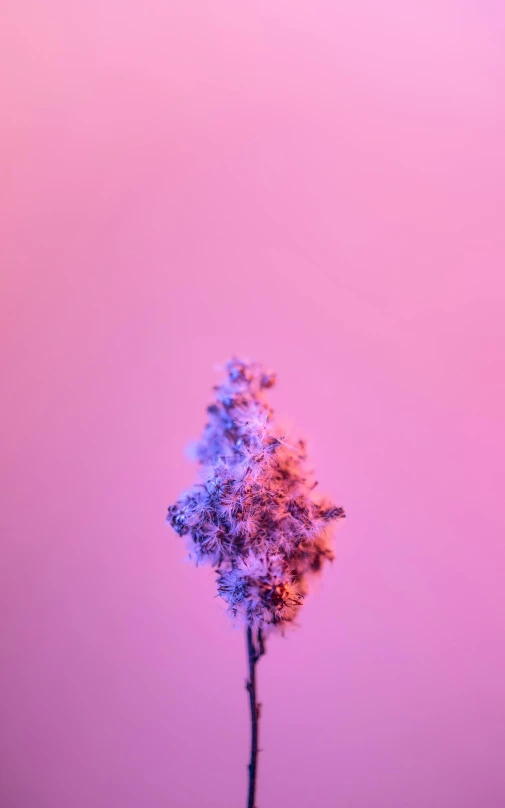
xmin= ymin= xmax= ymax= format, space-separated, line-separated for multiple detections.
xmin=246 ymin=625 xmax=265 ymax=808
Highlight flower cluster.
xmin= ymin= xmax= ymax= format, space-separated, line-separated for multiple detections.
xmin=167 ymin=358 xmax=345 ymax=629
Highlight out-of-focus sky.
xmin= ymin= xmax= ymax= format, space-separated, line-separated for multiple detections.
xmin=1 ymin=2 xmax=504 ymax=806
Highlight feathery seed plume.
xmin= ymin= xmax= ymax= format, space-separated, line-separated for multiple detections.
xmin=167 ymin=357 xmax=345 ymax=629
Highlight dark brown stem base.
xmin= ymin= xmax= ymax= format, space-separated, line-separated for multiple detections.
xmin=246 ymin=626 xmax=265 ymax=808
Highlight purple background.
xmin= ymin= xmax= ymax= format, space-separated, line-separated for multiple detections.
xmin=1 ymin=2 xmax=504 ymax=806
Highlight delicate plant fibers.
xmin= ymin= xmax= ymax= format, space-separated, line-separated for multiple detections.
xmin=167 ymin=358 xmax=345 ymax=630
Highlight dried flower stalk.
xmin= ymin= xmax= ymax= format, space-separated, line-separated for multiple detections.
xmin=167 ymin=358 xmax=345 ymax=806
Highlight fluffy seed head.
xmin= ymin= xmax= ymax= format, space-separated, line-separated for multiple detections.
xmin=166 ymin=358 xmax=345 ymax=630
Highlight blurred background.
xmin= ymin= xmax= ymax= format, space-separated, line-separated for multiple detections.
xmin=1 ymin=2 xmax=504 ymax=806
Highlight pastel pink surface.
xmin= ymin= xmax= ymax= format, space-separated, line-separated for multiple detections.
xmin=1 ymin=2 xmax=504 ymax=806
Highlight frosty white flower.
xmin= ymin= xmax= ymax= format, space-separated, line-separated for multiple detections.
xmin=167 ymin=357 xmax=345 ymax=630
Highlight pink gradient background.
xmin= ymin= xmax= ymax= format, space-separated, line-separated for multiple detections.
xmin=1 ymin=2 xmax=504 ymax=806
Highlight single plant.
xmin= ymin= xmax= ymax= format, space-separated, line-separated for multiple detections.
xmin=167 ymin=357 xmax=345 ymax=807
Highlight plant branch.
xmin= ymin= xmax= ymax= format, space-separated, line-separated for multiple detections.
xmin=246 ymin=625 xmax=265 ymax=808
